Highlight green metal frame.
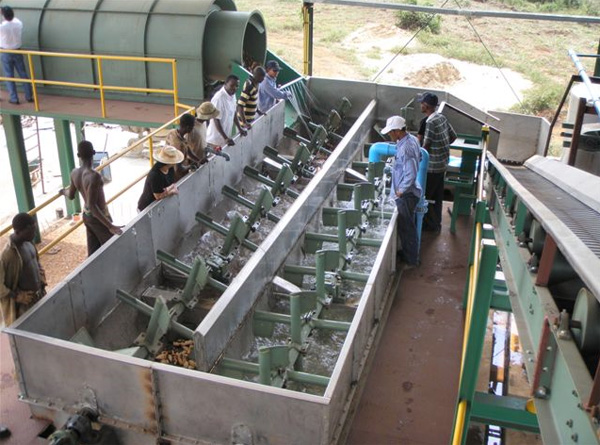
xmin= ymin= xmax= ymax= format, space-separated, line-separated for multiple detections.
xmin=54 ymin=119 xmax=81 ymax=216
xmin=488 ymin=158 xmax=599 ymax=444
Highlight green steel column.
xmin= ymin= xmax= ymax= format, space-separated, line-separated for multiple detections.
xmin=454 ymin=239 xmax=499 ymax=445
xmin=595 ymin=38 xmax=600 ymax=77
xmin=259 ymin=348 xmax=272 ymax=385
xmin=54 ymin=119 xmax=81 ymax=216
xmin=3 ymin=114 xmax=35 ymax=215
xmin=73 ymin=121 xmax=86 ymax=146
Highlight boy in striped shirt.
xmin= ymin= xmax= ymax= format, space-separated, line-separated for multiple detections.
xmin=237 ymin=66 xmax=266 ymax=130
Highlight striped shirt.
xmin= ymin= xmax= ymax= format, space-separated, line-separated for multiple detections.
xmin=423 ymin=112 xmax=456 ymax=173
xmin=237 ymin=77 xmax=259 ymax=123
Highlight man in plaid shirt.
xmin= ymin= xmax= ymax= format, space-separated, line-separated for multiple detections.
xmin=418 ymin=92 xmax=456 ymax=233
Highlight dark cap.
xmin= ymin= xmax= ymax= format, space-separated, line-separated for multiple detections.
xmin=77 ymin=140 xmax=96 ymax=159
xmin=265 ymin=60 xmax=280 ymax=72
xmin=418 ymin=92 xmax=438 ymax=107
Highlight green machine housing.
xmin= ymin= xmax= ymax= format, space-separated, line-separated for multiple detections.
xmin=2 ymin=0 xmax=267 ymax=103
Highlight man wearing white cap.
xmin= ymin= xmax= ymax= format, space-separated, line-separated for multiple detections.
xmin=137 ymin=146 xmax=184 ymax=212
xmin=381 ymin=115 xmax=422 ymax=267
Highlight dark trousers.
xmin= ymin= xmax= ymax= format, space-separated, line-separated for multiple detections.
xmin=83 ymin=213 xmax=113 ymax=256
xmin=1 ymin=52 xmax=33 ymax=103
xmin=396 ymin=193 xmax=419 ymax=265
xmin=423 ymin=171 xmax=445 ymax=231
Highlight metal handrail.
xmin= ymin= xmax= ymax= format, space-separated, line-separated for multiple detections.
xmin=451 ymin=125 xmax=490 ymax=445
xmin=0 ymin=106 xmax=195 ymax=241
xmin=0 ymin=48 xmax=179 ymax=118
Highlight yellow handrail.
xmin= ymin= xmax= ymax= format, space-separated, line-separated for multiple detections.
xmin=451 ymin=126 xmax=490 ymax=445
xmin=0 ymin=48 xmax=179 ymax=120
xmin=0 ymin=106 xmax=195 ymax=239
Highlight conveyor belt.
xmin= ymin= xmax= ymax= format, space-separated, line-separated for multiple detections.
xmin=507 ymin=166 xmax=600 ymax=259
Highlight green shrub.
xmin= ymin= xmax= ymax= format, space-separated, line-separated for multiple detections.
xmin=395 ymin=0 xmax=442 ymax=34
xmin=511 ymin=83 xmax=563 ymax=116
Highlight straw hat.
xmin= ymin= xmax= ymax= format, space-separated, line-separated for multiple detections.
xmin=196 ymin=102 xmax=220 ymax=120
xmin=153 ymin=145 xmax=184 ymax=165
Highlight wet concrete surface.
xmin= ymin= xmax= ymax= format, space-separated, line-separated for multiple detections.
xmin=347 ymin=203 xmax=471 ymax=444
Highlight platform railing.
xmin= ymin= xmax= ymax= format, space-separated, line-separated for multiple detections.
xmin=0 ymin=106 xmax=195 ymax=250
xmin=451 ymin=125 xmax=493 ymax=445
xmin=0 ymin=49 xmax=180 ymax=118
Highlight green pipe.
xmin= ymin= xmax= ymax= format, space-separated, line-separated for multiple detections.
xmin=222 ymin=185 xmax=280 ymax=223
xmin=181 ymin=258 xmax=202 ymax=302
xmin=284 ymin=265 xmax=316 ymax=276
xmin=115 ymin=290 xmax=193 ymax=339
xmin=244 ymin=166 xmax=299 ymax=199
xmin=254 ymin=310 xmax=291 ymax=325
xmin=311 ymin=318 xmax=351 ymax=331
xmin=195 ymin=213 xmax=258 ymax=252
xmin=290 ymin=294 xmax=302 ymax=346
xmin=356 ymin=238 xmax=382 ymax=248
xmin=305 ymin=232 xmax=338 ymax=244
xmin=259 ymin=348 xmax=272 ymax=385
xmin=54 ymin=119 xmax=81 ymax=216
xmin=219 ymin=357 xmax=259 ymax=374
xmin=156 ymin=250 xmax=228 ymax=293
xmin=339 ymin=270 xmax=369 ymax=283
xmin=338 ymin=211 xmax=348 ymax=257
xmin=287 ymin=370 xmax=330 ymax=387
xmin=316 ymin=251 xmax=326 ymax=299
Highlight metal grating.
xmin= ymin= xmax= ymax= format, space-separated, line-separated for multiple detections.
xmin=506 ymin=166 xmax=600 ymax=259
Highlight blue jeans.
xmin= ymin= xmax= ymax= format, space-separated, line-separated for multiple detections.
xmin=396 ymin=193 xmax=420 ymax=265
xmin=1 ymin=52 xmax=33 ymax=103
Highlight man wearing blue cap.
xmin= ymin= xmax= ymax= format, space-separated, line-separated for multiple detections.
xmin=418 ymin=92 xmax=456 ymax=233
xmin=381 ymin=115 xmax=422 ymax=267
xmin=258 ymin=60 xmax=292 ymax=112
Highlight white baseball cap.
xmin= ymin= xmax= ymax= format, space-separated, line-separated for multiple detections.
xmin=381 ymin=115 xmax=406 ymax=135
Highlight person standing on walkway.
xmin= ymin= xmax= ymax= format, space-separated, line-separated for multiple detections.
xmin=237 ymin=66 xmax=266 ymax=129
xmin=61 ymin=141 xmax=122 ymax=256
xmin=381 ymin=116 xmax=422 ymax=267
xmin=0 ymin=213 xmax=46 ymax=326
xmin=194 ymin=101 xmax=220 ymax=159
xmin=258 ymin=60 xmax=292 ymax=113
xmin=419 ymin=92 xmax=456 ymax=233
xmin=206 ymin=74 xmax=247 ymax=148
xmin=0 ymin=6 xmax=33 ymax=105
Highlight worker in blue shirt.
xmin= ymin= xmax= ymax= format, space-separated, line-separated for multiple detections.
xmin=381 ymin=115 xmax=422 ymax=267
xmin=258 ymin=60 xmax=292 ymax=112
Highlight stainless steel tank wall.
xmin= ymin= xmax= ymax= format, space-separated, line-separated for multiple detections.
xmin=2 ymin=0 xmax=266 ymax=102
xmin=306 ymin=78 xmax=501 ymax=154
xmin=6 ymin=98 xmax=401 ymax=443
xmin=194 ymin=99 xmax=378 ymax=370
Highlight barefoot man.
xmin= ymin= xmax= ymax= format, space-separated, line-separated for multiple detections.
xmin=61 ymin=141 xmax=122 ymax=256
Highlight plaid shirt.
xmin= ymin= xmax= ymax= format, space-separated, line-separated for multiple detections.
xmin=423 ymin=112 xmax=456 ymax=173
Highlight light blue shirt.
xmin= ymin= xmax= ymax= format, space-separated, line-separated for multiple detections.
xmin=258 ymin=73 xmax=290 ymax=112
xmin=393 ymin=133 xmax=422 ymax=198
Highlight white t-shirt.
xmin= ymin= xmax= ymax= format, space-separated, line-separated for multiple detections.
xmin=206 ymin=86 xmax=236 ymax=147
xmin=0 ymin=18 xmax=23 ymax=50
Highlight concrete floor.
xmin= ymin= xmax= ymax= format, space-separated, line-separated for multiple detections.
xmin=348 ymin=204 xmax=471 ymax=444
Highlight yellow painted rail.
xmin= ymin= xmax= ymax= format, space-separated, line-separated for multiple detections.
xmin=0 ymin=49 xmax=180 ymax=119
xmin=0 ymin=107 xmax=195 ymax=246
xmin=451 ymin=126 xmax=490 ymax=445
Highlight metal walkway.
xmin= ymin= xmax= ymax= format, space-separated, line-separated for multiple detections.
xmin=347 ymin=204 xmax=468 ymax=443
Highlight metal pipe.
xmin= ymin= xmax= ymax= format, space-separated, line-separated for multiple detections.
xmin=310 ymin=318 xmax=351 ymax=331
xmin=218 ymin=357 xmax=260 ymax=374
xmin=26 ymin=53 xmax=39 ymax=112
xmin=259 ymin=348 xmax=272 ymax=385
xmin=97 ymin=59 xmax=106 ymax=118
xmin=306 ymin=0 xmax=600 ymax=24
xmin=290 ymin=294 xmax=302 ymax=345
xmin=0 ymin=48 xmax=175 ymax=63
xmin=569 ymin=49 xmax=600 ymax=118
xmin=115 ymin=290 xmax=194 ymax=339
xmin=287 ymin=369 xmax=329 ymax=387
xmin=254 ymin=310 xmax=291 ymax=325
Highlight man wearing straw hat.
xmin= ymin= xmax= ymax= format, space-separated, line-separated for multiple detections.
xmin=61 ymin=141 xmax=122 ymax=256
xmin=137 ymin=146 xmax=183 ymax=212
xmin=194 ymin=101 xmax=220 ymax=160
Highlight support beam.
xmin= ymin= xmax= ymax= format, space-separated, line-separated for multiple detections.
xmin=54 ymin=119 xmax=81 ymax=216
xmin=305 ymin=0 xmax=600 ymax=24
xmin=595 ymin=39 xmax=600 ymax=78
xmin=73 ymin=120 xmax=86 ymax=146
xmin=535 ymin=234 xmax=557 ymax=287
xmin=471 ymin=392 xmax=540 ymax=434
xmin=302 ymin=2 xmax=314 ymax=76
xmin=3 ymin=114 xmax=36 ymax=214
